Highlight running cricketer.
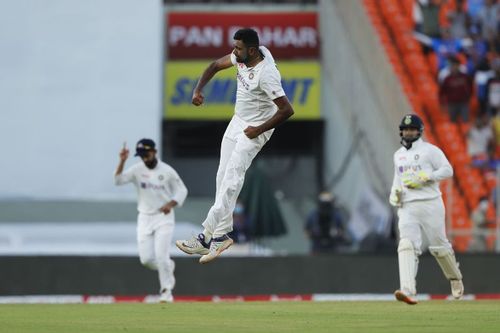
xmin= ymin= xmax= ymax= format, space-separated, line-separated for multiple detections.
xmin=115 ymin=138 xmax=187 ymax=302
xmin=390 ymin=114 xmax=464 ymax=305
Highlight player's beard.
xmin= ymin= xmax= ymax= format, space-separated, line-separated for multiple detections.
xmin=402 ymin=134 xmax=418 ymax=143
xmin=144 ymin=158 xmax=158 ymax=169
xmin=235 ymin=53 xmax=248 ymax=64
xmin=236 ymin=56 xmax=246 ymax=63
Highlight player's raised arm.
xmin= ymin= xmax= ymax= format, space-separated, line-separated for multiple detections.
xmin=192 ymin=54 xmax=233 ymax=106
xmin=115 ymin=142 xmax=129 ymax=176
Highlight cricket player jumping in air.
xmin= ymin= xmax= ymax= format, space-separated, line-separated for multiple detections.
xmin=176 ymin=28 xmax=294 ymax=264
xmin=390 ymin=114 xmax=464 ymax=305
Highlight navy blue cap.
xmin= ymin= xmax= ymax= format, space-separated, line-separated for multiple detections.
xmin=135 ymin=138 xmax=156 ymax=157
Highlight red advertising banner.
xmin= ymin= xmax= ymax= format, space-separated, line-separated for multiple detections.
xmin=167 ymin=12 xmax=319 ymax=59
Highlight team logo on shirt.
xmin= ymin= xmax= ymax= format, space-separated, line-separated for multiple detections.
xmin=140 ymin=182 xmax=166 ymax=190
xmin=236 ymin=72 xmax=250 ymax=90
xmin=249 ymin=73 xmax=254 ymax=80
xmin=399 ymin=164 xmax=422 ymax=173
xmin=158 ymin=175 xmax=164 ymax=181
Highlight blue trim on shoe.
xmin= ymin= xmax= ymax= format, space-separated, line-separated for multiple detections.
xmin=197 ymin=233 xmax=211 ymax=248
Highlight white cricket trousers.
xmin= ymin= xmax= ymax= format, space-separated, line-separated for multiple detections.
xmin=397 ymin=197 xmax=453 ymax=255
xmin=202 ymin=115 xmax=272 ymax=238
xmin=137 ymin=212 xmax=175 ymax=292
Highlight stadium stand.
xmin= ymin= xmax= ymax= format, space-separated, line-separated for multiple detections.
xmin=363 ymin=0 xmax=498 ymax=252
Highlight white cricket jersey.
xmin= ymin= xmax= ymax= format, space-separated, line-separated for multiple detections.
xmin=391 ymin=138 xmax=453 ymax=203
xmin=114 ymin=161 xmax=188 ymax=215
xmin=230 ymin=46 xmax=286 ymax=124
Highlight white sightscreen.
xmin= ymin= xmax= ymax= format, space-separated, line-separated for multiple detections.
xmin=0 ymin=0 xmax=164 ymax=200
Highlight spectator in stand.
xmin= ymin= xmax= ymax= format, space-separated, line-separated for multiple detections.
xmin=490 ymin=32 xmax=500 ymax=54
xmin=439 ymin=56 xmax=473 ymax=122
xmin=414 ymin=27 xmax=465 ymax=70
xmin=486 ymin=59 xmax=500 ymax=114
xmin=447 ymin=0 xmax=471 ymax=39
xmin=468 ymin=196 xmax=494 ymax=252
xmin=467 ymin=113 xmax=494 ymax=163
xmin=467 ymin=0 xmax=487 ymax=21
xmin=492 ymin=107 xmax=500 ymax=157
xmin=473 ymin=57 xmax=494 ymax=112
xmin=438 ymin=53 xmax=468 ymax=83
xmin=476 ymin=0 xmax=500 ymax=41
xmin=414 ymin=0 xmax=444 ymax=38
xmin=463 ymin=28 xmax=489 ymax=71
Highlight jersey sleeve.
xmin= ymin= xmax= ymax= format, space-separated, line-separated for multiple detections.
xmin=114 ymin=165 xmax=136 ymax=186
xmin=260 ymin=67 xmax=286 ymax=100
xmin=167 ymin=167 xmax=188 ymax=207
xmin=429 ymin=146 xmax=453 ymax=181
xmin=230 ymin=52 xmax=237 ymax=66
xmin=390 ymin=153 xmax=402 ymax=192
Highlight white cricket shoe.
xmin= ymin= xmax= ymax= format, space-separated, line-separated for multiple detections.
xmin=394 ymin=289 xmax=418 ymax=305
xmin=199 ymin=234 xmax=234 ymax=264
xmin=159 ymin=289 xmax=173 ymax=303
xmin=451 ymin=279 xmax=464 ymax=299
xmin=176 ymin=234 xmax=210 ymax=255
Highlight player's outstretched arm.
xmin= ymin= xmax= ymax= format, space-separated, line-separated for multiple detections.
xmin=192 ymin=54 xmax=233 ymax=106
xmin=244 ymin=96 xmax=294 ymax=139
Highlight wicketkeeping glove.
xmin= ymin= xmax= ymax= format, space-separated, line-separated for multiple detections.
xmin=416 ymin=170 xmax=431 ymax=184
xmin=389 ymin=188 xmax=403 ymax=207
xmin=402 ymin=171 xmax=432 ymax=189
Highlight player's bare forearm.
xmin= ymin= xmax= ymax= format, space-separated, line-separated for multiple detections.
xmin=192 ymin=54 xmax=233 ymax=106
xmin=194 ymin=62 xmax=219 ymax=93
xmin=115 ymin=143 xmax=129 ymax=175
xmin=244 ymin=96 xmax=294 ymax=139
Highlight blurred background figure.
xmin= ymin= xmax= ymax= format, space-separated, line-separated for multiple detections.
xmin=469 ymin=196 xmax=495 ymax=252
xmin=228 ymin=199 xmax=252 ymax=244
xmin=439 ymin=55 xmax=473 ymax=122
xmin=414 ymin=0 xmax=444 ymax=38
xmin=467 ymin=113 xmax=494 ymax=165
xmin=485 ymin=59 xmax=500 ymax=115
xmin=304 ymin=191 xmax=351 ymax=254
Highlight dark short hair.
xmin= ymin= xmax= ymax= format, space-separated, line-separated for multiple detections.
xmin=233 ymin=28 xmax=259 ymax=48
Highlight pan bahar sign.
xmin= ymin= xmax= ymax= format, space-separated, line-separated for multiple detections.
xmin=164 ymin=61 xmax=320 ymax=120
xmin=167 ymin=12 xmax=319 ymax=60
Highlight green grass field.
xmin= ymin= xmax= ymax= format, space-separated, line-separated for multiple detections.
xmin=1 ymin=301 xmax=499 ymax=333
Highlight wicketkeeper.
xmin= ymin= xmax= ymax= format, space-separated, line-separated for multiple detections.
xmin=390 ymin=114 xmax=464 ymax=305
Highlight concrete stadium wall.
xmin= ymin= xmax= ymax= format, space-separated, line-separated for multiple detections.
xmin=1 ymin=255 xmax=499 ymax=296
xmin=319 ymin=0 xmax=413 ymax=206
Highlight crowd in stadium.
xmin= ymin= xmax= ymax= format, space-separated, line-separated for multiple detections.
xmin=415 ymin=0 xmax=500 ymax=249
xmin=362 ymin=0 xmax=500 ymax=252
